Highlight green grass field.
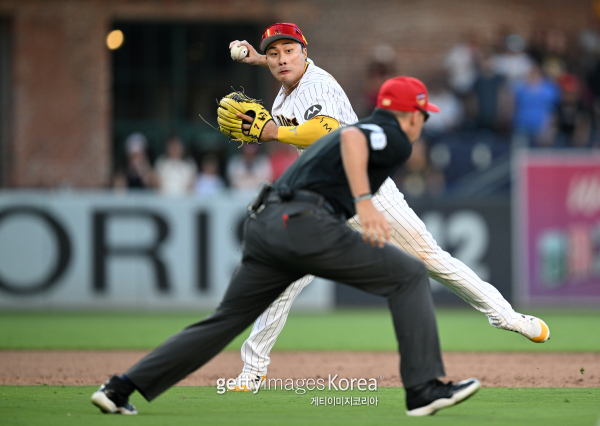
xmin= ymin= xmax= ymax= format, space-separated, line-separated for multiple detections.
xmin=1 ymin=309 xmax=599 ymax=425
xmin=1 ymin=308 xmax=599 ymax=351
xmin=1 ymin=386 xmax=599 ymax=426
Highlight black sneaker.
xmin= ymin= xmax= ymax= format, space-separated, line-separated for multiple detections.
xmin=405 ymin=378 xmax=480 ymax=416
xmin=91 ymin=376 xmax=138 ymax=415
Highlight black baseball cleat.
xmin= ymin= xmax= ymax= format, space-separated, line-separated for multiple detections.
xmin=405 ymin=378 xmax=480 ymax=416
xmin=91 ymin=376 xmax=138 ymax=415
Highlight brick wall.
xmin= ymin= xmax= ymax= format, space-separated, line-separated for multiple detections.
xmin=0 ymin=1 xmax=111 ymax=187
xmin=0 ymin=0 xmax=596 ymax=187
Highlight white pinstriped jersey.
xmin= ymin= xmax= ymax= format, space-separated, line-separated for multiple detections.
xmin=271 ymin=59 xmax=358 ymax=153
xmin=237 ymin=59 xmax=521 ymax=379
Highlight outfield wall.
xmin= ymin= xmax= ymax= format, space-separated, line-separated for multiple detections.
xmin=0 ymin=191 xmax=514 ymax=310
xmin=0 ymin=192 xmax=334 ymax=310
xmin=336 ymin=197 xmax=513 ymax=307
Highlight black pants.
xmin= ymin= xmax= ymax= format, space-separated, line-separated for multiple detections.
xmin=126 ymin=200 xmax=445 ymax=401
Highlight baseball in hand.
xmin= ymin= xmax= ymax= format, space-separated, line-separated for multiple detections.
xmin=230 ymin=44 xmax=248 ymax=60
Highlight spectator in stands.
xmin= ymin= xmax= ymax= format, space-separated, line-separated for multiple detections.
xmin=526 ymin=27 xmax=570 ymax=76
xmin=111 ymin=170 xmax=128 ymax=194
xmin=154 ymin=136 xmax=197 ymax=196
xmin=226 ymin=144 xmax=273 ymax=192
xmin=527 ymin=27 xmax=549 ymax=66
xmin=511 ymin=63 xmax=561 ymax=147
xmin=493 ymin=33 xmax=533 ymax=83
xmin=473 ymin=51 xmax=507 ymax=132
xmin=555 ymin=73 xmax=591 ymax=147
xmin=423 ymin=78 xmax=463 ymax=139
xmin=444 ymin=32 xmax=482 ymax=97
xmin=124 ymin=132 xmax=155 ymax=190
xmin=364 ymin=44 xmax=396 ymax=115
xmin=194 ymin=153 xmax=226 ymax=197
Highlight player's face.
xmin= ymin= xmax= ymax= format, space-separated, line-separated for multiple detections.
xmin=266 ymin=40 xmax=307 ymax=88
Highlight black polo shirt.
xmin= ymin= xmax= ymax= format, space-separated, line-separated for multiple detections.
xmin=274 ymin=108 xmax=413 ymax=219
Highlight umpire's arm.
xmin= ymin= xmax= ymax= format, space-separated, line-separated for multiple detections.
xmin=340 ymin=127 xmax=391 ymax=248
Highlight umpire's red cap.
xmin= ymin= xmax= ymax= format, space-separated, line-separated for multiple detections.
xmin=260 ymin=23 xmax=307 ymax=52
xmin=377 ymin=76 xmax=440 ymax=113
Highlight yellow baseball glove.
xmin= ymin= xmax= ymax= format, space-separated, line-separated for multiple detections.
xmin=217 ymin=91 xmax=273 ymax=144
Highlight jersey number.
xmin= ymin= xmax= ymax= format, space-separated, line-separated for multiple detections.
xmin=358 ymin=124 xmax=387 ymax=150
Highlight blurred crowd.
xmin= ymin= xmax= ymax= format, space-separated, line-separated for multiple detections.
xmin=112 ymin=132 xmax=298 ymax=197
xmin=365 ymin=27 xmax=600 ymax=197
xmin=114 ymin=27 xmax=600 ymax=199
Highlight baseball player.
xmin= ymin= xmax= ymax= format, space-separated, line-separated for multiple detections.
xmin=226 ymin=23 xmax=550 ymax=391
xmin=92 ymin=75 xmax=481 ymax=416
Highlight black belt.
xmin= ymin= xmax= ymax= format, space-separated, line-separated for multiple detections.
xmin=265 ymin=189 xmax=336 ymax=215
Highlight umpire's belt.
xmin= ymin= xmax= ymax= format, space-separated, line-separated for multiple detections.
xmin=265 ymin=189 xmax=336 ymax=215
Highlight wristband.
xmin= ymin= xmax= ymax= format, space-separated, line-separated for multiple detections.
xmin=353 ymin=193 xmax=372 ymax=204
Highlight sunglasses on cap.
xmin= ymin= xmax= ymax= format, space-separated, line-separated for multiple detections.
xmin=416 ymin=106 xmax=430 ymax=122
xmin=264 ymin=23 xmax=302 ymax=36
xmin=260 ymin=23 xmax=307 ymax=52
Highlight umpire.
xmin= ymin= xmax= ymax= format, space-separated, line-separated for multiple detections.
xmin=91 ymin=76 xmax=480 ymax=417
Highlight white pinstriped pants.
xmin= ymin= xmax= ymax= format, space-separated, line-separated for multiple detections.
xmin=241 ymin=178 xmax=519 ymax=376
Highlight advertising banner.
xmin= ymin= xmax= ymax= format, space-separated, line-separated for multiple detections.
xmin=0 ymin=192 xmax=333 ymax=311
xmin=336 ymin=197 xmax=513 ymax=306
xmin=515 ymin=151 xmax=600 ymax=304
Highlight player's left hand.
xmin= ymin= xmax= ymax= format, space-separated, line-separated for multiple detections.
xmin=236 ymin=112 xmax=279 ymax=141
xmin=217 ymin=91 xmax=275 ymax=145
xmin=355 ymin=200 xmax=391 ymax=248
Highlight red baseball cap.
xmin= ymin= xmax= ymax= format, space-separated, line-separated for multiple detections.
xmin=376 ymin=76 xmax=440 ymax=113
xmin=260 ymin=23 xmax=307 ymax=52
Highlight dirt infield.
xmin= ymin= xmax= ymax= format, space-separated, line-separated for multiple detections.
xmin=1 ymin=351 xmax=599 ymax=388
